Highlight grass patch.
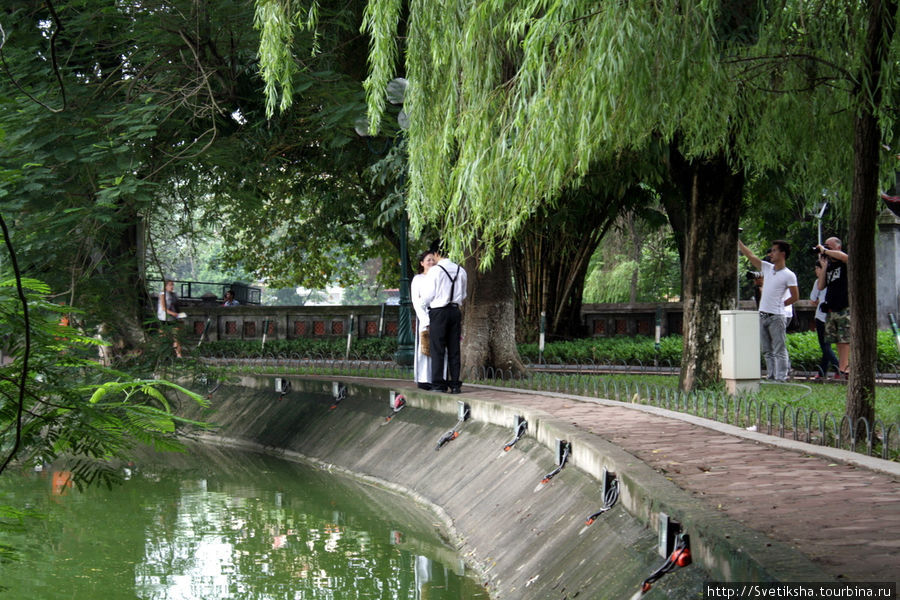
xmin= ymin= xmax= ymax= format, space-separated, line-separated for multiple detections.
xmin=519 ymin=370 xmax=900 ymax=425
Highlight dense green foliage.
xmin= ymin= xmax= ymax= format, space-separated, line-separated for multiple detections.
xmin=1 ymin=0 xmax=269 ymax=345
xmin=0 ymin=276 xmax=208 ymax=486
xmin=357 ymin=1 xmax=898 ymax=264
xmin=0 ymin=0 xmax=416 ymax=351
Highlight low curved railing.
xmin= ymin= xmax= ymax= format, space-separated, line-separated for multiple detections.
xmin=160 ymin=354 xmax=900 ymax=462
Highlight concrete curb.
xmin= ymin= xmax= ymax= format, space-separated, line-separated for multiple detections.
xmin=214 ymin=374 xmax=834 ymax=587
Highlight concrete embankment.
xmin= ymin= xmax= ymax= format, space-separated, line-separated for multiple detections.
xmin=174 ymin=375 xmax=831 ymax=599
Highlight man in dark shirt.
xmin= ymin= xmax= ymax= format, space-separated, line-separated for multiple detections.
xmin=815 ymin=237 xmax=849 ymax=377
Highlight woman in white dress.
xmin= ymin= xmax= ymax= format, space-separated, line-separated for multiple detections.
xmin=411 ymin=250 xmax=437 ymax=389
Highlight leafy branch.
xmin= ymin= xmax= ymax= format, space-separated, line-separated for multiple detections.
xmin=0 ymin=212 xmax=30 ymax=477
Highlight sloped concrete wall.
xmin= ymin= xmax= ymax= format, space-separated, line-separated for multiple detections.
xmin=174 ymin=375 xmax=828 ymax=599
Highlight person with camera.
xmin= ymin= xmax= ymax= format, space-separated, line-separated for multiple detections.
xmin=810 ymin=263 xmax=841 ymax=380
xmin=739 ymin=239 xmax=799 ymax=381
xmin=815 ymin=237 xmax=849 ymax=378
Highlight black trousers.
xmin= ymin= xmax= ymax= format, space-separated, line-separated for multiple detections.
xmin=429 ymin=305 xmax=462 ymax=388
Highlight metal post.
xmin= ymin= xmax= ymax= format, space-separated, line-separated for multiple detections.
xmin=654 ymin=307 xmax=662 ymax=365
xmin=394 ymin=213 xmax=414 ymax=366
xmin=261 ymin=319 xmax=269 ymax=350
xmin=736 ymin=243 xmax=741 ymax=309
xmin=539 ymin=311 xmax=546 ymax=364
xmin=345 ymin=314 xmax=355 ymax=361
xmin=816 ymin=201 xmax=828 ymax=246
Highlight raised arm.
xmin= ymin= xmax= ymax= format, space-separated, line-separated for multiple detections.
xmin=816 ymin=255 xmax=828 ymax=290
xmin=815 ymin=244 xmax=848 ymax=263
xmin=738 ymin=239 xmax=762 ymax=270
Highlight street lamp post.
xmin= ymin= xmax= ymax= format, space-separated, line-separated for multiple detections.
xmin=394 ymin=210 xmax=414 ymax=366
xmin=356 ymin=77 xmax=414 ymax=366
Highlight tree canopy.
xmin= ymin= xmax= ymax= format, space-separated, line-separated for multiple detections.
xmin=358 ymin=0 xmax=896 ymax=263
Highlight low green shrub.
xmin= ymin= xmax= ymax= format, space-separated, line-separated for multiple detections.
xmin=789 ymin=330 xmax=900 ymax=371
xmin=523 ymin=330 xmax=900 ymax=369
xmin=518 ymin=335 xmax=682 ymax=365
xmin=199 ymin=337 xmax=398 ymax=359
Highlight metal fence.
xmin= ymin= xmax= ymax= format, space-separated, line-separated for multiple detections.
xmin=175 ymin=353 xmax=900 ymax=462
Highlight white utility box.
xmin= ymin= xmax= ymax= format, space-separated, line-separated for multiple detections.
xmin=720 ymin=310 xmax=760 ymax=394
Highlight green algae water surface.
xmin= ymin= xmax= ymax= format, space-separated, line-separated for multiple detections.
xmin=0 ymin=443 xmax=488 ymax=599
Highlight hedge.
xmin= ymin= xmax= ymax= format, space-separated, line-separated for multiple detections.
xmin=197 ymin=331 xmax=900 ymax=370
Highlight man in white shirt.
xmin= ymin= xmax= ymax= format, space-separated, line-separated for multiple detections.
xmin=738 ymin=239 xmax=799 ymax=382
xmin=421 ymin=247 xmax=468 ymax=393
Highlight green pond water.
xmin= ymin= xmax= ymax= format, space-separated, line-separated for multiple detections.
xmin=0 ymin=443 xmax=488 ymax=599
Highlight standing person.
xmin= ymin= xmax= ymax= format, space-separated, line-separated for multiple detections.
xmin=157 ymin=279 xmax=184 ymax=358
xmin=738 ymin=239 xmax=799 ymax=382
xmin=421 ymin=245 xmax=467 ymax=393
xmin=810 ymin=266 xmax=840 ymax=380
xmin=411 ymin=250 xmax=439 ymax=389
xmin=815 ymin=237 xmax=850 ymax=377
xmin=223 ymin=290 xmax=239 ymax=306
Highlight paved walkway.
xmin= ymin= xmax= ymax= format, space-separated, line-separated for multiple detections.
xmin=373 ymin=378 xmax=900 ymax=582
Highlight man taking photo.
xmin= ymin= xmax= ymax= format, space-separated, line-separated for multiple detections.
xmin=738 ymin=239 xmax=800 ymax=382
xmin=815 ymin=237 xmax=850 ymax=378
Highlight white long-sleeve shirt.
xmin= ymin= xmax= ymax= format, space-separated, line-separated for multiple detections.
xmin=421 ymin=258 xmax=467 ymax=309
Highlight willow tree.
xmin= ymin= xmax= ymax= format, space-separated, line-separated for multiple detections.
xmin=358 ymin=0 xmax=899 ymax=402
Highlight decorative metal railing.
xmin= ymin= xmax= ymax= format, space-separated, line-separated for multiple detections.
xmin=160 ymin=353 xmax=900 ymax=462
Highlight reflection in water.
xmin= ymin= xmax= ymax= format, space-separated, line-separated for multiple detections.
xmin=1 ymin=445 xmax=488 ymax=600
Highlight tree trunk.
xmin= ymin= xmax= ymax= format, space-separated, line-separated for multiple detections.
xmin=846 ymin=0 xmax=898 ymax=426
xmin=660 ymin=183 xmax=687 ymax=272
xmin=88 ymin=209 xmax=148 ymax=355
xmin=848 ymin=111 xmax=879 ymax=426
xmin=511 ymin=191 xmax=622 ymax=341
xmin=462 ymin=252 xmax=527 ymax=378
xmin=512 ymin=227 xmax=599 ymax=341
xmin=670 ymin=148 xmax=743 ymax=392
xmin=628 ymin=213 xmax=641 ymax=303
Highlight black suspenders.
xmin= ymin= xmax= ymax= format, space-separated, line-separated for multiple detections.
xmin=437 ymin=264 xmax=460 ymax=306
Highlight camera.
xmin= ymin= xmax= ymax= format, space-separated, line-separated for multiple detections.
xmin=745 ymin=270 xmax=762 ymax=280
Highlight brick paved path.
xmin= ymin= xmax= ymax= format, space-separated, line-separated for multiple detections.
xmin=380 ymin=380 xmax=900 ymax=582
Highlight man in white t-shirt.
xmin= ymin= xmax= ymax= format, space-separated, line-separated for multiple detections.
xmin=738 ymin=239 xmax=799 ymax=381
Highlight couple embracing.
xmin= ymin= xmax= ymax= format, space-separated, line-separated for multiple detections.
xmin=410 ymin=246 xmax=467 ymax=393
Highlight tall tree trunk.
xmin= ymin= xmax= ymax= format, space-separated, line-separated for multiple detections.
xmin=511 ymin=188 xmax=628 ymax=341
xmin=660 ymin=183 xmax=687 ymax=272
xmin=88 ymin=207 xmax=148 ymax=354
xmin=628 ymin=213 xmax=641 ymax=303
xmin=670 ymin=148 xmax=743 ymax=391
xmin=462 ymin=252 xmax=526 ymax=377
xmin=848 ymin=111 xmax=879 ymax=426
xmin=846 ymin=0 xmax=898 ymax=425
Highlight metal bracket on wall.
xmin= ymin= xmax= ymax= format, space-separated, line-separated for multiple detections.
xmin=330 ymin=382 xmax=347 ymax=409
xmin=275 ymin=378 xmax=291 ymax=397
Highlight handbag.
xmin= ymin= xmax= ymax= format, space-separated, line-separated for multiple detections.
xmin=420 ymin=329 xmax=430 ymax=356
